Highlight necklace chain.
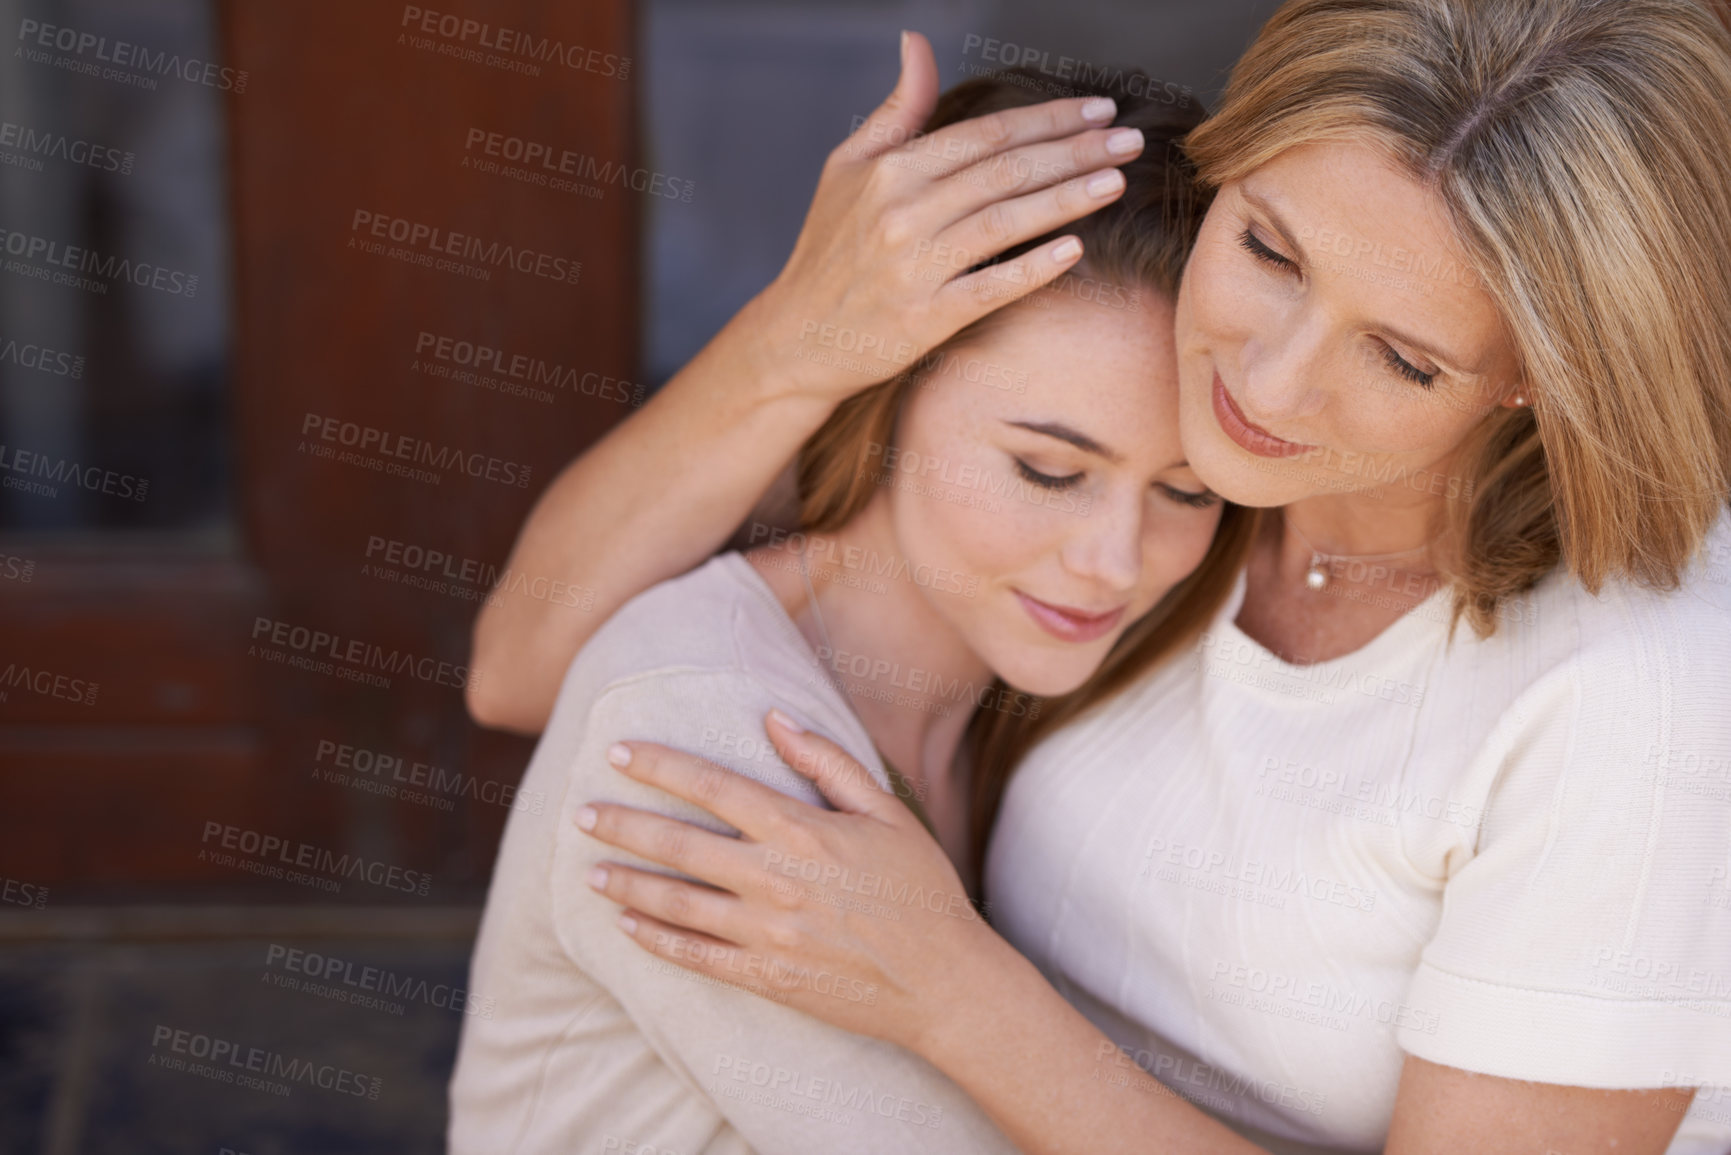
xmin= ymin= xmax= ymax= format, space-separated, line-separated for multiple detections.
xmin=1283 ymin=515 xmax=1437 ymax=592
xmin=797 ymin=541 xmax=845 ymax=694
xmin=796 ymin=543 xmax=926 ymax=814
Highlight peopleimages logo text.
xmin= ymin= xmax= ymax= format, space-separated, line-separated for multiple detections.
xmin=250 ymin=616 xmax=478 ymax=691
xmin=0 ymin=335 xmax=84 ymax=378
xmin=0 ymin=226 xmax=197 ymax=296
xmin=463 ymin=129 xmax=691 ymax=201
xmin=16 ymin=19 xmax=249 ymax=91
xmin=149 ymin=1025 xmax=380 ymax=1098
xmin=0 ymin=120 xmax=133 ymax=173
xmin=349 ymin=210 xmax=580 ymax=285
xmin=399 ymin=7 xmax=630 ymax=78
xmin=0 ymin=442 xmax=147 ymax=502
xmin=300 ymin=412 xmax=532 ymax=489
xmin=200 ymin=820 xmax=432 ymax=897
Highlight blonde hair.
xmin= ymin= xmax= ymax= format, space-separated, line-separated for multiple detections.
xmin=796 ymin=69 xmax=1259 ymax=880
xmin=1186 ymin=0 xmax=1731 ymax=634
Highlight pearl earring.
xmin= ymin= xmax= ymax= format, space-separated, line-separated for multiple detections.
xmin=1512 ymin=395 xmax=1528 ymax=407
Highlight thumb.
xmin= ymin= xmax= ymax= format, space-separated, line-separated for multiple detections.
xmin=766 ymin=709 xmax=905 ymax=821
xmin=838 ymin=30 xmax=939 ymax=162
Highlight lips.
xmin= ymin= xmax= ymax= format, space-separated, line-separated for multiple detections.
xmin=1014 ymin=590 xmax=1127 ymax=644
xmin=1211 ymin=372 xmax=1314 ymax=459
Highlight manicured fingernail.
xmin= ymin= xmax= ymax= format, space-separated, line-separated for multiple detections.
xmin=607 ymin=743 xmax=632 ymax=767
xmin=1086 ymin=169 xmax=1125 ymax=197
xmin=575 ymin=805 xmax=597 ymax=831
xmin=1106 ymin=127 xmax=1143 ymax=156
xmin=767 ymin=708 xmax=805 ymax=734
xmin=1052 ymin=237 xmax=1083 ymax=263
xmin=1081 ymin=96 xmax=1116 ymax=123
xmin=587 ymin=865 xmax=609 ymax=890
xmin=899 ymin=30 xmax=910 ymax=67
xmin=618 ymin=913 xmax=638 ymax=934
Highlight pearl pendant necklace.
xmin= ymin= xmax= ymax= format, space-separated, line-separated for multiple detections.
xmin=1284 ymin=517 xmax=1436 ymax=592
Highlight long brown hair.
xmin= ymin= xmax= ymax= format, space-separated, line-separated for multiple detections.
xmin=1185 ymin=0 xmax=1731 ymax=635
xmin=793 ymin=69 xmax=1260 ymax=884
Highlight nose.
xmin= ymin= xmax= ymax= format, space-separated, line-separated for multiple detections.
xmin=1058 ymin=486 xmax=1143 ymax=596
xmin=1238 ymin=304 xmax=1329 ymax=423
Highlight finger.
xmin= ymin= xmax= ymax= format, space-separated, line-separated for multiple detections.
xmin=930 ymin=234 xmax=1087 ymax=330
xmin=603 ymin=740 xmax=821 ymax=843
xmin=616 ymin=909 xmax=796 ymax=1007
xmin=938 ymin=165 xmax=1124 ymax=274
xmin=896 ymin=94 xmax=1120 ymax=181
xmin=765 ymin=709 xmax=908 ymax=821
xmin=929 ymin=126 xmax=1143 ymax=221
xmin=578 ymin=800 xmax=759 ymax=888
xmin=588 ymin=862 xmax=744 ymax=941
xmin=834 ymin=30 xmax=940 ymax=164
xmin=930 ymin=162 xmax=1130 ymax=324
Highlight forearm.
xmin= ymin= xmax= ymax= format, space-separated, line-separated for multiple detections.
xmin=555 ymin=684 xmax=1019 ymax=1153
xmin=468 ymin=43 xmax=1141 ymax=734
xmin=468 ymin=288 xmax=835 ymax=734
xmin=579 ymin=712 xmax=1262 ymax=1151
xmin=918 ymin=931 xmax=1265 ymax=1155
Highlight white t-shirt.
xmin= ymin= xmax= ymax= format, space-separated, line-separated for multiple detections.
xmin=448 ymin=552 xmax=1016 ymax=1155
xmin=987 ymin=511 xmax=1731 ymax=1154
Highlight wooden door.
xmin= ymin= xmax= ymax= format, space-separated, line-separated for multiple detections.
xmin=0 ymin=0 xmax=637 ymax=904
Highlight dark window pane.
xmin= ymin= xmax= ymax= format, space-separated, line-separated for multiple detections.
xmin=0 ymin=0 xmax=233 ymax=539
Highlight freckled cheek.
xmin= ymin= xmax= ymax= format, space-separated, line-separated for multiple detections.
xmin=889 ymin=466 xmax=1058 ymax=591
xmin=1183 ymin=240 xmax=1262 ymax=353
xmin=1329 ymin=397 xmax=1480 ymax=459
xmin=1138 ymin=510 xmax=1222 ymax=606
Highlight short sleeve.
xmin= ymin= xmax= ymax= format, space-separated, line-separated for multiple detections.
xmin=1398 ymin=605 xmax=1731 ymax=1090
xmin=549 ymin=669 xmax=1018 ymax=1155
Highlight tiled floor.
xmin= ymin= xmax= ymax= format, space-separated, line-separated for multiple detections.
xmin=0 ymin=909 xmax=479 ymax=1155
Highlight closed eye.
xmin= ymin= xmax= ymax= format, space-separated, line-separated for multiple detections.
xmin=1163 ymin=484 xmax=1218 ymax=509
xmin=1159 ymin=484 xmax=1219 ymax=509
xmin=1014 ymin=459 xmax=1082 ymax=490
xmin=1239 ymin=227 xmax=1297 ymax=273
xmin=1381 ymin=343 xmax=1437 ymax=389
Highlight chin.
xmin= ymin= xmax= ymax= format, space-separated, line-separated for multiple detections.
xmin=1178 ymin=396 xmax=1309 ymax=509
xmin=1197 ymin=451 xmax=1312 ymax=508
xmin=988 ymin=645 xmax=1107 ymax=700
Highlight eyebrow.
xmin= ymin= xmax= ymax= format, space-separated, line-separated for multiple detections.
xmin=1005 ymin=420 xmax=1123 ymax=464
xmin=1239 ymin=184 xmax=1477 ymax=376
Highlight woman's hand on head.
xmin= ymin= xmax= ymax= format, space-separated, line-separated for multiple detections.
xmin=576 ymin=708 xmax=1002 ymax=1055
xmin=752 ymin=30 xmax=1141 ymax=405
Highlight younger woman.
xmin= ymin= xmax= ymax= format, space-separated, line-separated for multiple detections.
xmin=448 ymin=72 xmax=1251 ymax=1155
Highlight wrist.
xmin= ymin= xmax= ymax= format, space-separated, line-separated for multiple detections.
xmin=906 ymin=919 xmax=1029 ymax=1067
xmin=662 ymin=284 xmax=837 ymax=437
xmin=734 ymin=275 xmax=919 ymax=411
xmin=734 ymin=278 xmax=835 ymax=406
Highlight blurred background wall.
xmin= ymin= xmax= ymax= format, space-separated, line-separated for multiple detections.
xmin=0 ymin=0 xmax=1275 ymax=1150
